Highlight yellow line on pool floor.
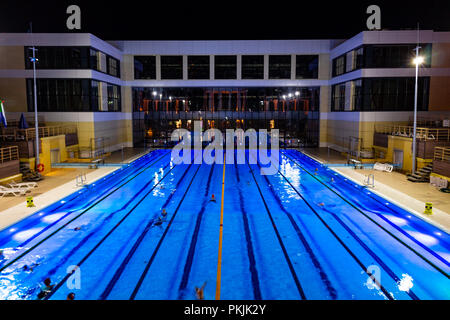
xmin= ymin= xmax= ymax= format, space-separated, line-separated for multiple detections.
xmin=215 ymin=153 xmax=226 ymax=300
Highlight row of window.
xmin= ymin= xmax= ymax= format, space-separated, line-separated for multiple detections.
xmin=134 ymin=55 xmax=319 ymax=80
xmin=25 ymin=47 xmax=121 ymax=78
xmin=133 ymin=117 xmax=319 ymax=147
xmin=132 ymin=87 xmax=320 ymax=112
xmin=331 ymin=77 xmax=429 ymax=111
xmin=332 ymin=44 xmax=433 ymax=77
xmin=26 ymin=79 xmax=121 ymax=112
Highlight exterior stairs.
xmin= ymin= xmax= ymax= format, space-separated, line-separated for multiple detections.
xmin=20 ymin=164 xmax=43 ymax=181
xmin=407 ymin=163 xmax=433 ymax=183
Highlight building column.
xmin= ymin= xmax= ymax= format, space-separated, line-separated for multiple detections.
xmin=156 ymin=55 xmax=161 ymax=80
xmin=237 ymin=55 xmax=242 ymax=80
xmin=291 ymin=54 xmax=296 ymax=80
xmin=210 ymin=55 xmax=215 ymax=80
xmin=183 ymin=55 xmax=188 ymax=80
xmin=264 ymin=55 xmax=269 ymax=80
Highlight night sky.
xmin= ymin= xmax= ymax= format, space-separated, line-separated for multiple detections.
xmin=0 ymin=0 xmax=449 ymax=40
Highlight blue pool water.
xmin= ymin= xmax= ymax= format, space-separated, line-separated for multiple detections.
xmin=0 ymin=149 xmax=449 ymax=300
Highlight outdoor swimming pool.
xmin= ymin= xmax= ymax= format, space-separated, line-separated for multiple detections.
xmin=0 ymin=149 xmax=449 ymax=300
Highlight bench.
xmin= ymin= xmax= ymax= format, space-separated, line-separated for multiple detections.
xmin=88 ymin=158 xmax=104 ymax=169
xmin=348 ymin=158 xmax=363 ymax=169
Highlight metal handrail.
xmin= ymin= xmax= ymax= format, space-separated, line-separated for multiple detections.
xmin=0 ymin=125 xmax=77 ymax=141
xmin=434 ymin=147 xmax=450 ymax=162
xmin=375 ymin=125 xmax=450 ymax=141
xmin=0 ymin=146 xmax=19 ymax=163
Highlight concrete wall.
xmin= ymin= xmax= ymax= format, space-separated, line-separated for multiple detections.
xmin=0 ymin=46 xmax=24 ymax=69
xmin=429 ymin=76 xmax=450 ymax=111
xmin=0 ymin=78 xmax=27 ymax=112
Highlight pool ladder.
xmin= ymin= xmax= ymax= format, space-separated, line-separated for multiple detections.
xmin=76 ymin=172 xmax=87 ymax=187
xmin=364 ymin=174 xmax=375 ymax=188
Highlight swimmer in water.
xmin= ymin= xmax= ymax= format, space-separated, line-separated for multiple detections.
xmin=210 ymin=194 xmax=217 ymax=203
xmin=37 ymin=278 xmax=54 ymax=300
xmin=67 ymin=292 xmax=75 ymax=300
xmin=161 ymin=208 xmax=167 ymax=217
xmin=318 ymin=202 xmax=325 ymax=207
xmin=0 ymin=249 xmax=4 ymax=260
xmin=153 ymin=217 xmax=164 ymax=227
xmin=195 ymin=282 xmax=207 ymax=300
xmin=23 ymin=262 xmax=40 ymax=272
xmin=73 ymin=224 xmax=88 ymax=231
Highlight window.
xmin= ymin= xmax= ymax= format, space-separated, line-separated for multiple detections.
xmin=296 ymin=55 xmax=318 ymax=79
xmin=107 ymin=57 xmax=120 ymax=77
xmin=25 ymin=46 xmax=90 ymax=69
xmin=241 ymin=55 xmax=264 ymax=79
xmin=24 ymin=47 xmax=120 ymax=77
xmin=132 ymin=86 xmax=321 ymax=147
xmin=331 ymin=77 xmax=429 ymax=111
xmin=332 ymin=55 xmax=346 ymax=77
xmin=134 ymin=56 xmax=156 ymax=79
xmin=269 ymin=55 xmax=291 ymax=79
xmin=188 ymin=56 xmax=210 ymax=79
xmin=107 ymin=84 xmax=121 ymax=111
xmin=331 ymin=84 xmax=346 ymax=111
xmin=161 ymin=56 xmax=183 ymax=79
xmin=214 ymin=56 xmax=237 ymax=79
xmin=354 ymin=47 xmax=364 ymax=70
xmin=90 ymin=49 xmax=99 ymax=71
xmin=363 ymin=44 xmax=432 ymax=68
xmin=26 ymin=79 xmax=120 ymax=112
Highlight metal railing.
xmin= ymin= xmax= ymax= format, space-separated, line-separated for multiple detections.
xmin=0 ymin=146 xmax=19 ymax=163
xmin=0 ymin=125 xmax=77 ymax=141
xmin=434 ymin=147 xmax=450 ymax=162
xmin=375 ymin=125 xmax=450 ymax=141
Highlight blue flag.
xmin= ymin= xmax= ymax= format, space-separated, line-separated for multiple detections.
xmin=0 ymin=100 xmax=7 ymax=127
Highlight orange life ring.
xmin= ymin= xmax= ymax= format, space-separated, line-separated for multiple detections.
xmin=37 ymin=163 xmax=45 ymax=173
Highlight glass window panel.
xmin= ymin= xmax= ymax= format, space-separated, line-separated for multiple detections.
xmin=241 ymin=55 xmax=264 ymax=79
xmin=188 ymin=56 xmax=210 ymax=79
xmin=269 ymin=55 xmax=291 ymax=79
xmin=134 ymin=56 xmax=156 ymax=79
xmin=296 ymin=55 xmax=318 ymax=79
xmin=161 ymin=56 xmax=183 ymax=79
xmin=214 ymin=55 xmax=237 ymax=79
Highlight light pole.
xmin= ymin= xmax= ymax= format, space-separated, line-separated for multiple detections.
xmin=29 ymin=46 xmax=40 ymax=171
xmin=412 ymin=49 xmax=424 ymax=174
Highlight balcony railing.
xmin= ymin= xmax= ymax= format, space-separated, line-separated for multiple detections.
xmin=434 ymin=147 xmax=450 ymax=162
xmin=0 ymin=125 xmax=77 ymax=141
xmin=0 ymin=146 xmax=19 ymax=163
xmin=375 ymin=125 xmax=450 ymax=141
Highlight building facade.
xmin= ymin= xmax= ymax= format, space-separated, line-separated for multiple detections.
xmin=0 ymin=30 xmax=449 ymax=152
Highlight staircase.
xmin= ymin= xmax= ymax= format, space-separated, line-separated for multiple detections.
xmin=20 ymin=163 xmax=43 ymax=182
xmin=407 ymin=163 xmax=433 ymax=183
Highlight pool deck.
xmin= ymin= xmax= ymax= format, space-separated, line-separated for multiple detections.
xmin=0 ymin=147 xmax=152 ymax=231
xmin=301 ymin=147 xmax=450 ymax=233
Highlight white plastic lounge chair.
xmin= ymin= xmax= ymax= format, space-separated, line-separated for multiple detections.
xmin=0 ymin=185 xmax=32 ymax=198
xmin=8 ymin=180 xmax=38 ymax=189
xmin=373 ymin=162 xmax=393 ymax=172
